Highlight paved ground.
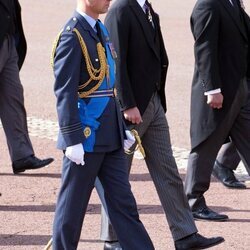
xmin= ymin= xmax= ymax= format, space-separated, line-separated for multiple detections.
xmin=0 ymin=0 xmax=250 ymax=249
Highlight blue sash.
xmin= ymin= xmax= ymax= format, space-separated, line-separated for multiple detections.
xmin=78 ymin=22 xmax=116 ymax=152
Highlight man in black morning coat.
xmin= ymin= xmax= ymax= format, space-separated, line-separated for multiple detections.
xmin=98 ymin=0 xmax=225 ymax=250
xmin=185 ymin=0 xmax=250 ymax=221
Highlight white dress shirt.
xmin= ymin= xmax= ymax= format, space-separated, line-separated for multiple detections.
xmin=76 ymin=9 xmax=97 ymax=31
xmin=137 ymin=0 xmax=146 ymax=10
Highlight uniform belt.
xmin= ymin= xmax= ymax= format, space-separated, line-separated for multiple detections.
xmin=81 ymin=89 xmax=115 ymax=98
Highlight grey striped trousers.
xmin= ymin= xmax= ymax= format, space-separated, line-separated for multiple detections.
xmin=97 ymin=92 xmax=197 ymax=241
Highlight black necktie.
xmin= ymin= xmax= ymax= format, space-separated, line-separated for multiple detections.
xmin=95 ymin=21 xmax=105 ymax=47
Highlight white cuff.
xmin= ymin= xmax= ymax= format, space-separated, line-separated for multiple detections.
xmin=204 ymin=88 xmax=221 ymax=95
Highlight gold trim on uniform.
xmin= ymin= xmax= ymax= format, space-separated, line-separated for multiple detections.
xmin=51 ymin=27 xmax=109 ymax=98
xmin=73 ymin=28 xmax=109 ymax=98
xmin=84 ymin=127 xmax=91 ymax=138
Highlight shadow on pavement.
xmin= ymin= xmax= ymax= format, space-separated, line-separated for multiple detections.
xmin=0 ymin=173 xmax=61 ymax=179
xmin=0 ymin=204 xmax=165 ymax=214
xmin=0 ymin=234 xmax=102 ymax=246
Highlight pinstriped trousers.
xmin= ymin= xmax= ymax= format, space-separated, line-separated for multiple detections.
xmin=99 ymin=92 xmax=197 ymax=241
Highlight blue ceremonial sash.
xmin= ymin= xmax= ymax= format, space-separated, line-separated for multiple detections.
xmin=78 ymin=22 xmax=116 ymax=152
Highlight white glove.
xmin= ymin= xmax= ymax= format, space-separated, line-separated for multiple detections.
xmin=65 ymin=143 xmax=85 ymax=166
xmin=124 ymin=130 xmax=136 ymax=151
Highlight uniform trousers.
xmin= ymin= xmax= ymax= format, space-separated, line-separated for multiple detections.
xmin=0 ymin=35 xmax=34 ymax=162
xmin=98 ymin=92 xmax=197 ymax=241
xmin=53 ymin=148 xmax=154 ymax=250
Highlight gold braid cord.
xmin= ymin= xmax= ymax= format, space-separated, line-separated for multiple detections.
xmin=73 ymin=28 xmax=109 ymax=98
xmin=125 ymin=129 xmax=146 ymax=158
xmin=50 ymin=28 xmax=109 ymax=98
xmin=50 ymin=30 xmax=63 ymax=68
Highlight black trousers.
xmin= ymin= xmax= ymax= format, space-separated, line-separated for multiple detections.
xmin=0 ymin=35 xmax=34 ymax=162
xmin=185 ymin=80 xmax=250 ymax=210
xmin=216 ymin=81 xmax=250 ymax=173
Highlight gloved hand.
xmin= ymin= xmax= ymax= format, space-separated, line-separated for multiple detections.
xmin=65 ymin=143 xmax=85 ymax=166
xmin=124 ymin=130 xmax=136 ymax=151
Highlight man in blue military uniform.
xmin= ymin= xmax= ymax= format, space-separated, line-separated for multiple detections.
xmin=51 ymin=0 xmax=154 ymax=249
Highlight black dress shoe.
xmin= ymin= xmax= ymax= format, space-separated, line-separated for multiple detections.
xmin=192 ymin=207 xmax=229 ymax=221
xmin=12 ymin=155 xmax=54 ymax=174
xmin=175 ymin=233 xmax=224 ymax=250
xmin=104 ymin=241 xmax=122 ymax=250
xmin=212 ymin=161 xmax=246 ymax=189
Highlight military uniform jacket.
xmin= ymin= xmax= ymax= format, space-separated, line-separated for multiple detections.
xmin=190 ymin=0 xmax=250 ymax=149
xmin=0 ymin=0 xmax=26 ymax=69
xmin=53 ymin=12 xmax=124 ymax=152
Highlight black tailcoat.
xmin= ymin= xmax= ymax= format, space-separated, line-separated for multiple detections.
xmin=0 ymin=0 xmax=26 ymax=69
xmin=190 ymin=0 xmax=250 ymax=149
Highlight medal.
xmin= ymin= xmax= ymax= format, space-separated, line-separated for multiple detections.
xmin=108 ymin=42 xmax=118 ymax=59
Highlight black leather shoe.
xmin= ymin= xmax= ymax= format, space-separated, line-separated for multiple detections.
xmin=12 ymin=155 xmax=54 ymax=174
xmin=104 ymin=241 xmax=122 ymax=250
xmin=175 ymin=233 xmax=224 ymax=250
xmin=192 ymin=207 xmax=229 ymax=221
xmin=212 ymin=161 xmax=246 ymax=189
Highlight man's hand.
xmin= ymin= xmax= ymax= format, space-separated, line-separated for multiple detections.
xmin=123 ymin=107 xmax=143 ymax=124
xmin=65 ymin=143 xmax=85 ymax=166
xmin=124 ymin=130 xmax=136 ymax=151
xmin=207 ymin=93 xmax=224 ymax=109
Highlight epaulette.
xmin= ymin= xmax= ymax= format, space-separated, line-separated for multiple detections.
xmin=63 ymin=16 xmax=79 ymax=33
xmin=50 ymin=16 xmax=79 ymax=68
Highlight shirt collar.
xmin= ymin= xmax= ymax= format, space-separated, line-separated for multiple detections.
xmin=76 ymin=9 xmax=97 ymax=30
xmin=137 ymin=0 xmax=146 ymax=9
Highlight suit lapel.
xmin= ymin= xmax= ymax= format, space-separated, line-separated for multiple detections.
xmin=0 ymin=0 xmax=11 ymax=13
xmin=219 ymin=0 xmax=248 ymax=41
xmin=128 ymin=0 xmax=160 ymax=61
